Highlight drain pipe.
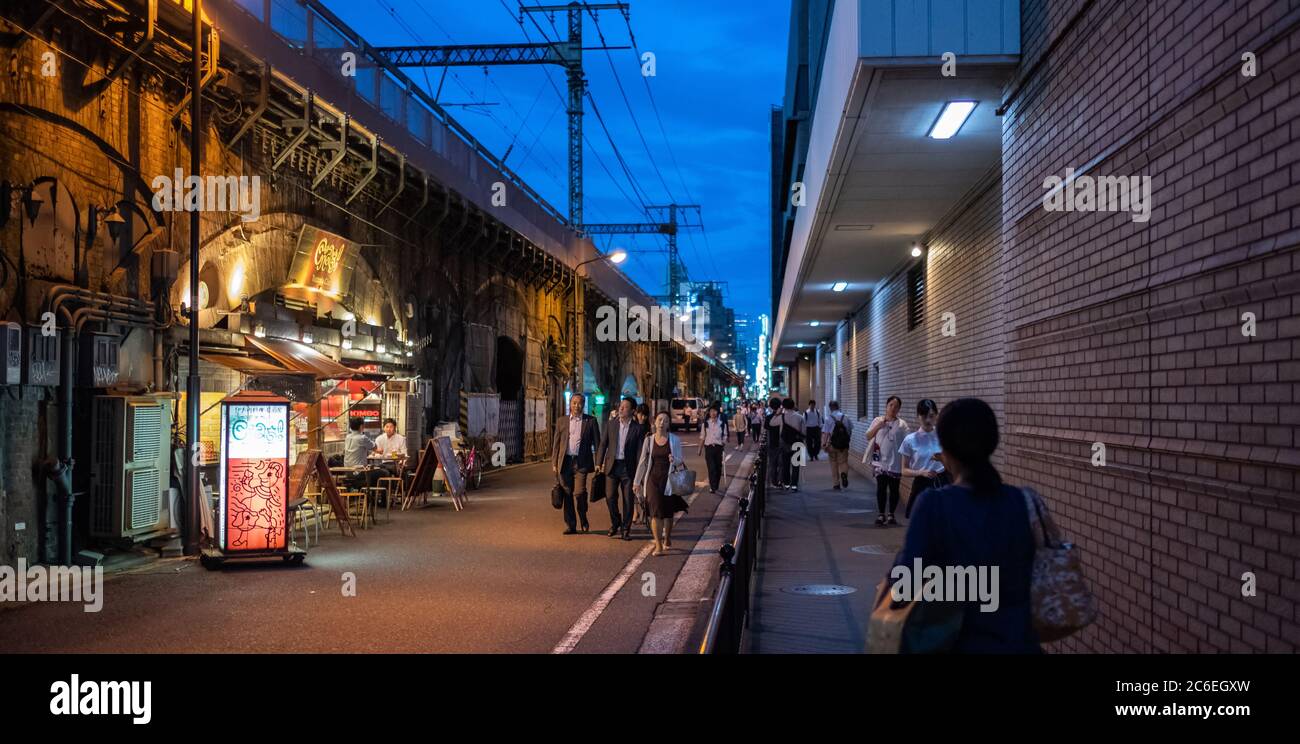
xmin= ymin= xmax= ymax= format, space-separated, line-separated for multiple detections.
xmin=43 ymin=286 xmax=156 ymax=564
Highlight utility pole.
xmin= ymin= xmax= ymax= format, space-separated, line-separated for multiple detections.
xmin=582 ymin=203 xmax=700 ymax=305
xmin=184 ymin=0 xmax=202 ymax=556
xmin=372 ymin=2 xmax=630 ymax=228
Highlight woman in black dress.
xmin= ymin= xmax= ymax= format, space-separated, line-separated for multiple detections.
xmin=634 ymin=411 xmax=689 ymax=556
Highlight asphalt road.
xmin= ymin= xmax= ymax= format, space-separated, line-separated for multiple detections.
xmin=0 ymin=441 xmax=752 ymax=653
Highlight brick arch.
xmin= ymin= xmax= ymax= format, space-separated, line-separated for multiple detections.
xmin=171 ymin=211 xmax=405 ymax=335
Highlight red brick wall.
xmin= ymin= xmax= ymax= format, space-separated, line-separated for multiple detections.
xmin=832 ymin=0 xmax=1300 ymax=652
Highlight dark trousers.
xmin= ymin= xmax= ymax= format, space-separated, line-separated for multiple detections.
xmin=750 ymin=423 xmax=761 ymax=442
xmin=705 ymin=444 xmax=724 ymax=491
xmin=736 ymin=428 xmax=746 ymax=446
xmin=805 ymin=427 xmax=822 ymax=460
xmin=782 ymin=444 xmax=801 ymax=487
xmin=560 ymin=455 xmax=590 ymax=530
xmin=905 ymin=473 xmax=949 ymax=517
xmin=876 ymin=472 xmax=901 ymax=515
xmin=605 ymin=460 xmax=634 ymax=531
xmin=767 ymin=438 xmax=784 ymax=486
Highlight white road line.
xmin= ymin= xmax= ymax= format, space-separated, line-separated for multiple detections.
xmin=552 ymin=471 xmax=713 ymax=654
xmin=552 ymin=542 xmax=655 ymax=654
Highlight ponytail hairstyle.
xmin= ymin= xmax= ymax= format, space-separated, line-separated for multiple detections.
xmin=936 ymin=398 xmax=1002 ymax=495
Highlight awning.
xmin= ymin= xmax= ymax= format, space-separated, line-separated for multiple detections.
xmin=246 ymin=336 xmax=366 ymax=380
xmin=201 ymin=352 xmax=292 ymax=375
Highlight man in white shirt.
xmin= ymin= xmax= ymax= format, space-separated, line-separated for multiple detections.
xmin=551 ymin=393 xmax=600 ymax=534
xmin=780 ymin=398 xmax=806 ymax=491
xmin=698 ymin=404 xmax=729 ymax=493
xmin=824 ymin=401 xmax=854 ymax=491
xmin=372 ymin=418 xmax=407 ymax=458
xmin=596 ymin=396 xmax=645 ymax=539
xmin=804 ymin=400 xmax=824 ymax=461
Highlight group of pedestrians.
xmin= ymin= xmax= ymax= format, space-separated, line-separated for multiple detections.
xmin=549 ymin=392 xmax=730 ymax=557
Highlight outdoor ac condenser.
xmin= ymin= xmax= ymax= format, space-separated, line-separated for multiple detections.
xmin=88 ymin=395 xmax=174 ymax=543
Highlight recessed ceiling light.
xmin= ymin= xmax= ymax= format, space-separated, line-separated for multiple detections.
xmin=911 ymin=243 xmax=923 ymax=258
xmin=810 ymin=321 xmax=821 ymax=327
xmin=834 ymin=224 xmax=874 ymax=231
xmin=928 ymin=101 xmax=977 ymax=139
xmin=796 ymin=343 xmax=804 ymax=348
xmin=831 ymin=282 xmax=848 ymax=292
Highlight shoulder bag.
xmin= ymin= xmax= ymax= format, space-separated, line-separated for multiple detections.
xmin=1021 ymin=487 xmax=1099 ymax=642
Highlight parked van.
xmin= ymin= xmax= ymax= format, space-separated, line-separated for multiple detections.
xmin=670 ymin=397 xmax=705 ymax=431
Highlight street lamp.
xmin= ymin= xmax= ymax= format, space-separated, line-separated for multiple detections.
xmin=572 ymin=248 xmax=629 ymax=393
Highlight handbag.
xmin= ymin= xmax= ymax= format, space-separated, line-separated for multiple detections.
xmin=668 ymin=461 xmax=697 ymax=499
xmin=866 ymin=576 xmax=963 ymax=654
xmin=589 ymin=472 xmax=607 ymax=502
xmin=1021 ymin=487 xmax=1099 ymax=642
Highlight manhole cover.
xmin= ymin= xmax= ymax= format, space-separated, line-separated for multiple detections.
xmin=782 ymin=584 xmax=857 ymax=596
xmin=851 ymin=545 xmax=891 ymax=555
xmin=836 ymin=509 xmax=872 ymax=514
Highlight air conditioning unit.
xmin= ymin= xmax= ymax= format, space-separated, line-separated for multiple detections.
xmin=88 ymin=395 xmax=174 ymax=543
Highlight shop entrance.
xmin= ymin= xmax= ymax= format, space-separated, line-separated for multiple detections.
xmin=496 ymin=336 xmax=525 ymax=463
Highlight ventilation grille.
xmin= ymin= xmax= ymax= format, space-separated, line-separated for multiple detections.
xmin=128 ymin=468 xmax=161 ymax=530
xmin=131 ymin=404 xmax=162 ymax=464
xmin=907 ymin=262 xmax=926 ymax=331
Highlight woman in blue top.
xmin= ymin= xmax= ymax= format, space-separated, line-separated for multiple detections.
xmin=893 ymin=397 xmax=1040 ymax=653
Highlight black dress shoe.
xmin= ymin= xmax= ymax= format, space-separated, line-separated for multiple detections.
xmin=563 ymin=528 xmax=578 ymax=535
xmin=607 ymin=527 xmax=620 ymax=537
xmin=580 ymin=521 xmax=590 ymax=533
xmin=621 ymin=530 xmax=631 ymax=541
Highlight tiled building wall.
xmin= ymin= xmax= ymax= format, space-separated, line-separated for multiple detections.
xmin=832 ymin=0 xmax=1300 ymax=651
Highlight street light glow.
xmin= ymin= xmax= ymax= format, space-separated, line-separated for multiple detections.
xmin=608 ymin=249 xmax=628 ymax=264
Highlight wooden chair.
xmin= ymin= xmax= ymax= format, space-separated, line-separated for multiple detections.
xmin=377 ymin=477 xmax=404 ymax=523
xmin=340 ymin=490 xmax=369 ymax=530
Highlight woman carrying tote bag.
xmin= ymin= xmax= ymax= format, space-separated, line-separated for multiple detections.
xmin=633 ymin=411 xmax=690 ymax=556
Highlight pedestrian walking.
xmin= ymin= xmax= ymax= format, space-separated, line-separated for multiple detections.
xmin=889 ymin=398 xmax=1041 ymax=653
xmin=699 ymin=403 xmax=728 ymax=493
xmin=748 ymin=403 xmax=763 ymax=445
xmin=635 ymin=403 xmax=651 ymax=428
xmin=824 ymin=401 xmax=853 ymax=490
xmin=765 ymin=397 xmax=785 ymax=488
xmin=550 ymin=393 xmax=600 ymax=535
xmin=633 ymin=411 xmax=690 ymax=556
xmin=596 ymin=396 xmax=646 ymax=539
xmin=732 ymin=405 xmax=748 ymax=449
xmin=899 ymin=398 xmax=946 ymax=518
xmin=780 ymin=397 xmax=806 ymax=491
xmin=864 ymin=395 xmax=909 ymax=525
xmin=804 ymin=399 xmax=823 ymax=461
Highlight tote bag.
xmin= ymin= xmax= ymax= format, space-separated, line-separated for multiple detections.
xmin=1022 ymin=487 xmax=1099 ymax=641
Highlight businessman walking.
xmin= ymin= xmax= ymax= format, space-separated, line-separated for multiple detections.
xmin=552 ymin=393 xmax=600 ymax=534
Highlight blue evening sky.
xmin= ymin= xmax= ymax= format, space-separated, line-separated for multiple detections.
xmin=320 ymin=0 xmax=788 ymax=329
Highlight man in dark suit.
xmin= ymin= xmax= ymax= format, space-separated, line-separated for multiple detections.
xmin=596 ymin=396 xmax=646 ymax=540
xmin=551 ymin=392 xmax=600 ymax=534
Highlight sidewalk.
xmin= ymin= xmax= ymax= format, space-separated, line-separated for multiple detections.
xmin=745 ymin=455 xmax=907 ymax=653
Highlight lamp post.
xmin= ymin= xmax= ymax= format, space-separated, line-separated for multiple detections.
xmin=571 ymin=248 xmax=627 ymax=398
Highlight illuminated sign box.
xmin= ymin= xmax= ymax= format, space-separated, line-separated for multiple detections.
xmin=219 ymin=391 xmax=290 ymax=554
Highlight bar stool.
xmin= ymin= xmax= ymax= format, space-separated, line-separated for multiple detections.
xmin=364 ymin=486 xmax=385 ymax=526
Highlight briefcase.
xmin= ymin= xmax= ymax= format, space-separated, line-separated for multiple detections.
xmin=551 ymin=483 xmax=566 ymax=509
xmin=590 ymin=472 xmax=607 ymax=502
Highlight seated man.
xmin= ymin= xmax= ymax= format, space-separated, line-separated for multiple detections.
xmin=343 ymin=417 xmax=384 ymax=496
xmin=372 ymin=418 xmax=407 ymax=471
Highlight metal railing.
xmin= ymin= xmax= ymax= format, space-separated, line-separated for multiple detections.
xmin=699 ymin=430 xmax=767 ymax=654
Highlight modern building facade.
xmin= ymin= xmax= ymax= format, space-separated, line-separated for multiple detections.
xmin=772 ymin=0 xmax=1300 ymax=652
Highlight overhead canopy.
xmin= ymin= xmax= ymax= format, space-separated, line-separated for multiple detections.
xmin=201 ymin=351 xmax=292 ymax=375
xmin=246 ymin=336 xmax=366 ymax=381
